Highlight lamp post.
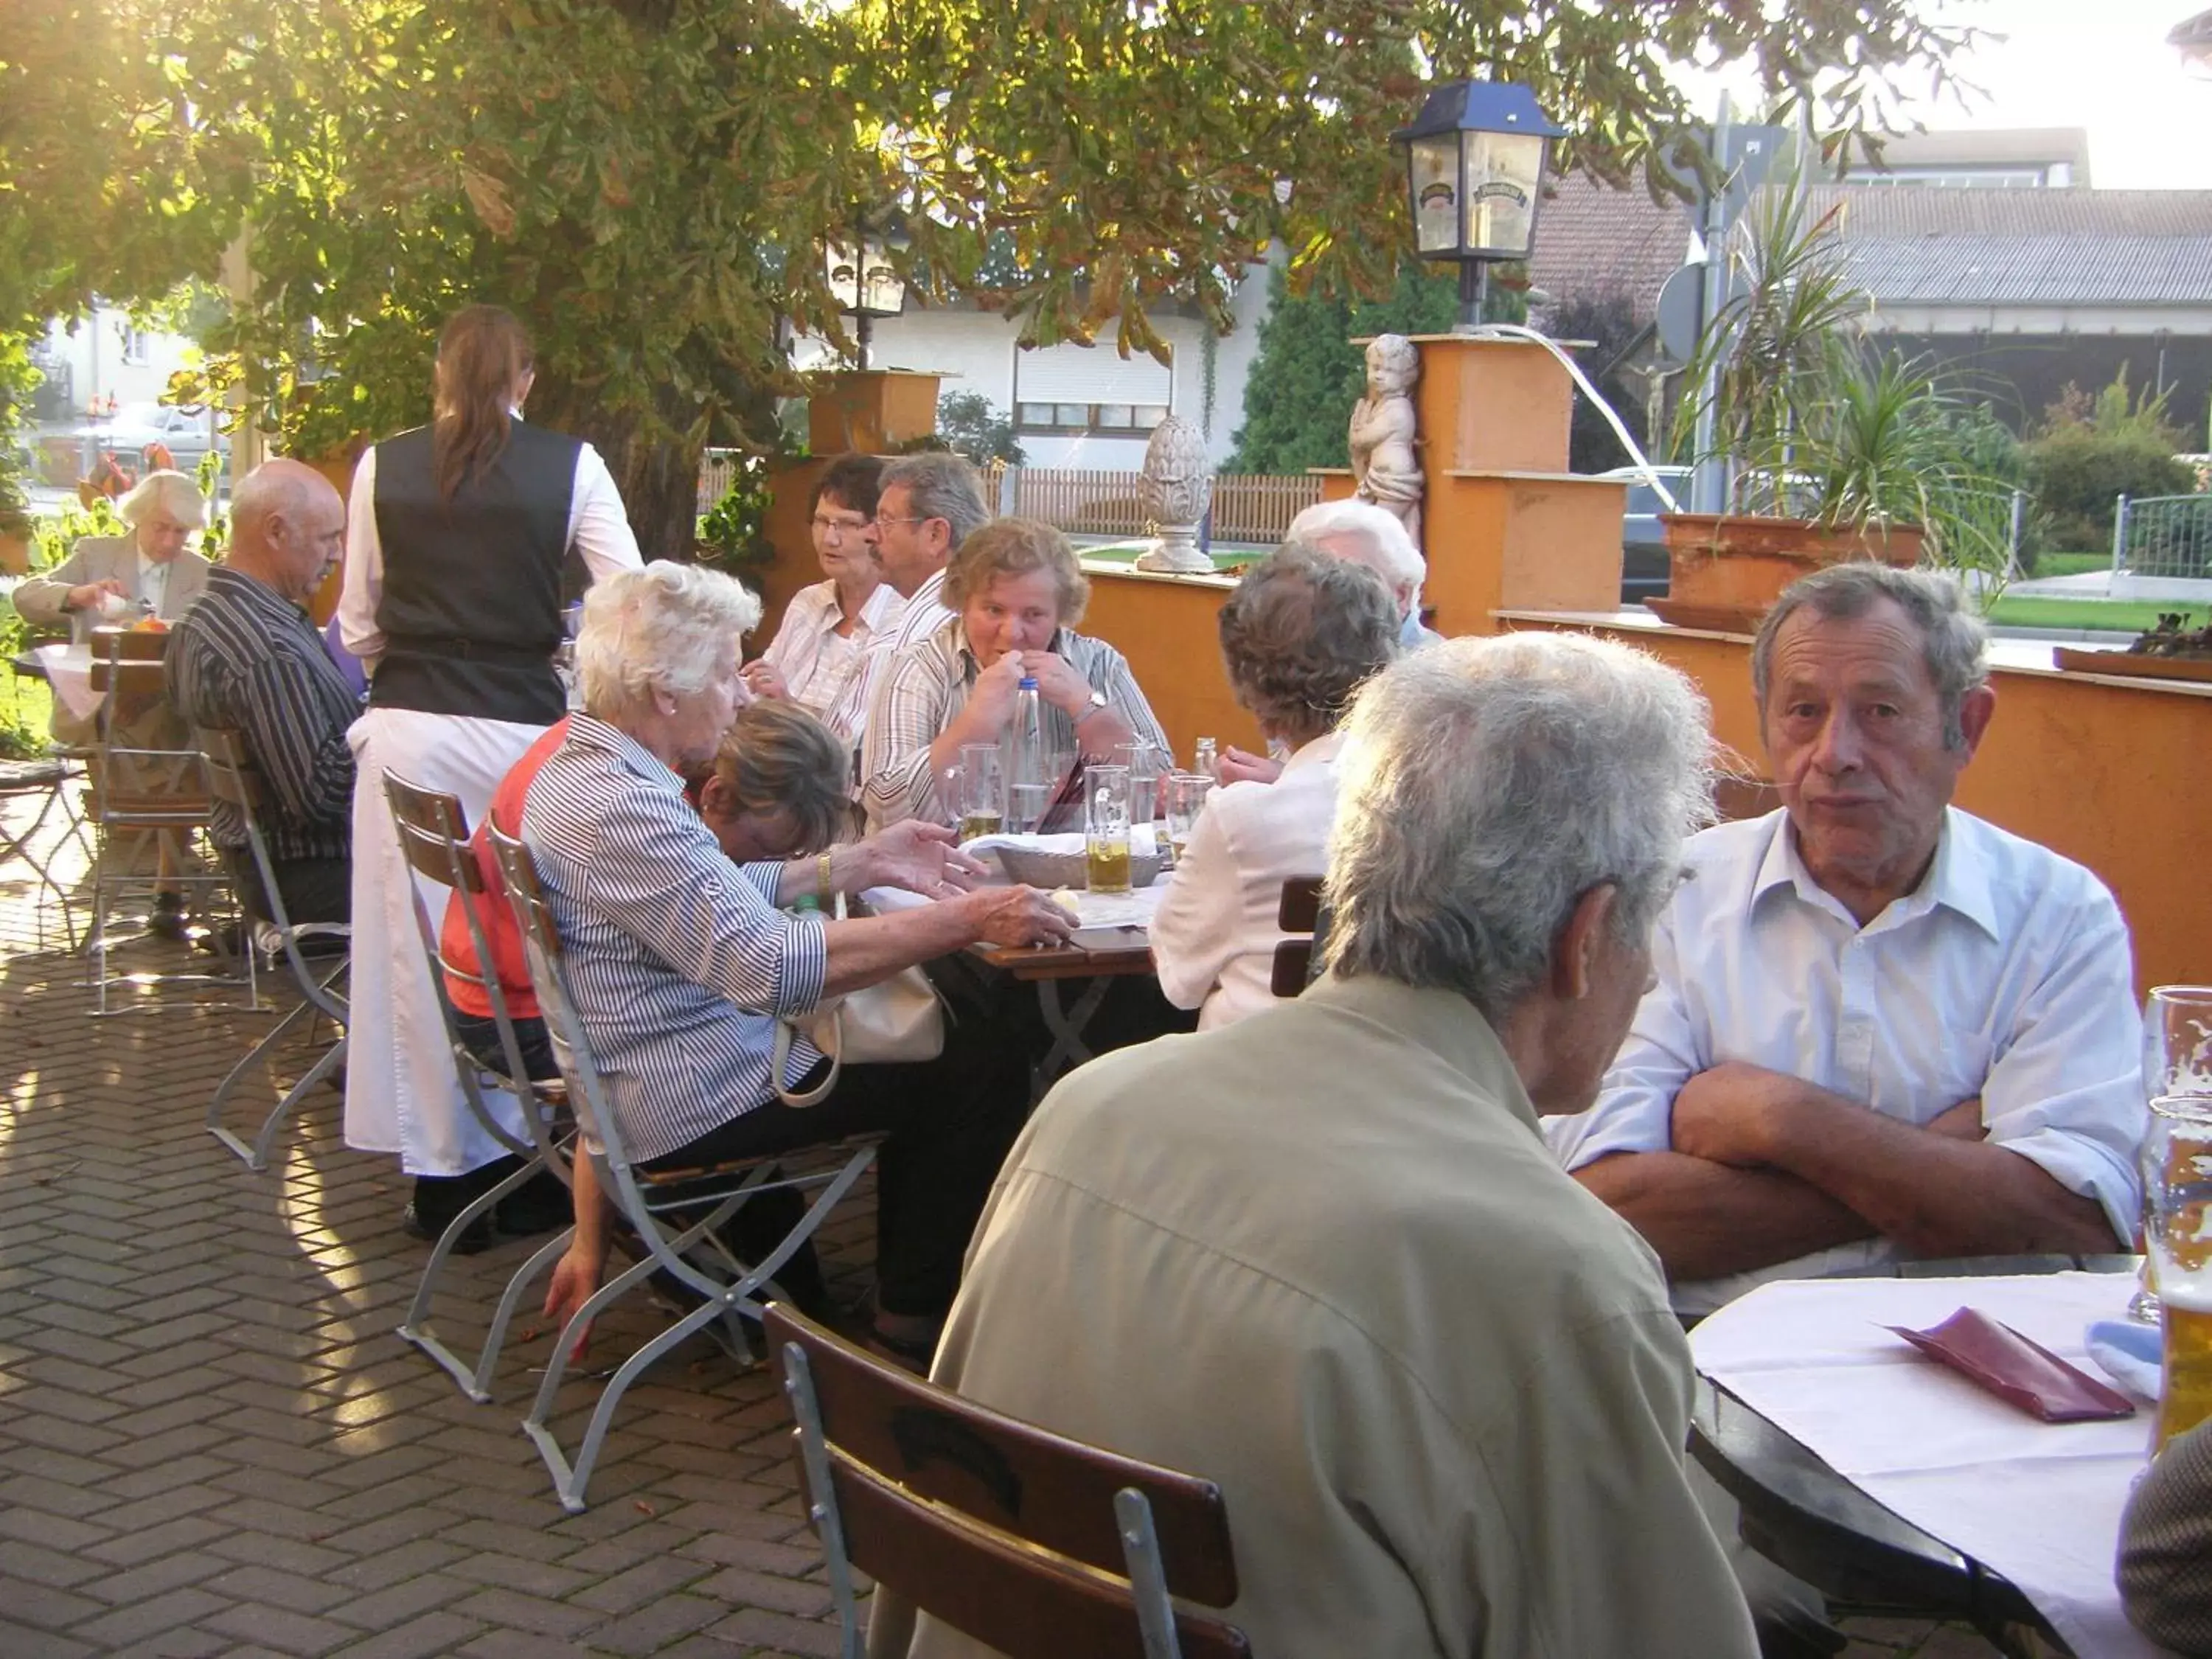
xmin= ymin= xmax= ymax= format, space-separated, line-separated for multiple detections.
xmin=1392 ymin=80 xmax=1565 ymax=330
xmin=825 ymin=217 xmax=908 ymax=370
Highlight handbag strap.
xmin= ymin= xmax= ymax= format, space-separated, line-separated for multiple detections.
xmin=772 ymin=886 xmax=846 ymax=1107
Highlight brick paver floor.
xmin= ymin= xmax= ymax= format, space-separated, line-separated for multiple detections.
xmin=0 ymin=789 xmax=2017 ymax=1657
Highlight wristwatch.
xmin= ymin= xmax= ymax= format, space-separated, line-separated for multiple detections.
xmin=1074 ymin=689 xmax=1110 ymax=724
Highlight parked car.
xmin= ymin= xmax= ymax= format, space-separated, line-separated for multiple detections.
xmin=41 ymin=402 xmax=229 ymax=487
xmin=1600 ymin=464 xmax=1691 ymax=605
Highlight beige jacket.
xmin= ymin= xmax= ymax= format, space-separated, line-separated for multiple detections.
xmin=13 ymin=534 xmax=213 ymax=644
xmin=872 ymin=974 xmax=1759 ymax=1659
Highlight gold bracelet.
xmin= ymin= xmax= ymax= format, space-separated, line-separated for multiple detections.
xmin=816 ymin=850 xmax=835 ymax=908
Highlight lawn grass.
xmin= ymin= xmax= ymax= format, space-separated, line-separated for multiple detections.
xmin=1983 ymin=596 xmax=2194 ymax=633
xmin=2025 ymin=552 xmax=2111 ymax=579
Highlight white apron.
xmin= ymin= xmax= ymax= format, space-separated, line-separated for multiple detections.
xmin=344 ymin=704 xmax=549 ymax=1175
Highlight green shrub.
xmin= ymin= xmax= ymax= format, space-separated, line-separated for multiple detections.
xmin=2024 ymin=370 xmax=2196 ymax=554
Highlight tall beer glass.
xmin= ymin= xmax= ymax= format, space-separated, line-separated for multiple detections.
xmin=2147 ymin=1095 xmax=2212 ymax=1449
xmin=2136 ymin=987 xmax=2212 ymax=1323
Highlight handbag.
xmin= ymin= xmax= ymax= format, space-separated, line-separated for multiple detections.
xmin=773 ymin=894 xmax=947 ymax=1107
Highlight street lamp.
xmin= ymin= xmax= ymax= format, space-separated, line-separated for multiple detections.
xmin=1393 ymin=80 xmax=1566 ymax=330
xmin=825 ymin=217 xmax=908 ymax=369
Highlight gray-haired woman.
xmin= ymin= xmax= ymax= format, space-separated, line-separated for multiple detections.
xmin=1151 ymin=544 xmax=1399 ymax=1029
xmin=525 ymin=561 xmax=1072 ymax=1362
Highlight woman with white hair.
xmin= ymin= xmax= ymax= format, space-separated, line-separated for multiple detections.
xmin=526 ymin=561 xmax=1074 ymax=1363
xmin=1151 ymin=545 xmax=1397 ymax=1029
xmin=15 ymin=467 xmax=216 ymax=933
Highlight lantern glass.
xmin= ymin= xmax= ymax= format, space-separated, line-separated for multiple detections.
xmin=1461 ymin=129 xmax=1545 ymax=259
xmin=860 ymin=258 xmax=904 ymax=316
xmin=827 ymin=245 xmax=860 ymax=312
xmin=1408 ymin=136 xmax=1461 ymax=255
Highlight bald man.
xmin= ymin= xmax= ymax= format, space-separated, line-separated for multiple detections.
xmin=167 ymin=460 xmax=360 ymax=925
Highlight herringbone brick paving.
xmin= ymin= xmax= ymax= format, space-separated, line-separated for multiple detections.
xmin=0 ymin=789 xmax=2012 ymax=1658
xmin=0 ymin=794 xmax=860 ymax=1657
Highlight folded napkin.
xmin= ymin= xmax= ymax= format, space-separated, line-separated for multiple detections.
xmin=960 ymin=828 xmax=1161 ymax=859
xmin=1886 ymin=1307 xmax=2135 ymax=1422
xmin=2085 ymin=1318 xmax=2163 ymax=1402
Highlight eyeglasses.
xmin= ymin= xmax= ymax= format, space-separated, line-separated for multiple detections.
xmin=873 ymin=513 xmax=934 ymax=531
xmin=810 ymin=515 xmax=872 ymax=540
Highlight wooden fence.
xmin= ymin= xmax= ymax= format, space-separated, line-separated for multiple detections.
xmin=1007 ymin=467 xmax=1321 ymax=544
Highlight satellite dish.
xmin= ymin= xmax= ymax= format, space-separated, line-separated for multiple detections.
xmin=1655 ymin=263 xmax=1706 ymax=369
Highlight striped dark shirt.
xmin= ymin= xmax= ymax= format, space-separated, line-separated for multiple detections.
xmin=519 ymin=714 xmax=829 ymax=1164
xmin=164 ymin=567 xmax=360 ymax=862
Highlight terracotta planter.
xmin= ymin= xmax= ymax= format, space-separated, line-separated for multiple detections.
xmin=1655 ymin=514 xmax=1925 ymax=630
xmin=0 ymin=529 xmax=28 ymax=578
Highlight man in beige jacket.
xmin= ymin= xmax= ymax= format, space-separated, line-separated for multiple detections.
xmin=872 ymin=633 xmax=1758 ymax=1659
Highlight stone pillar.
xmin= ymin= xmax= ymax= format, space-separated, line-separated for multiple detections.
xmin=1314 ymin=335 xmax=1626 ymax=636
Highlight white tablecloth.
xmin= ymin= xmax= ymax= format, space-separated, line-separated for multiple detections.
xmin=29 ymin=643 xmax=98 ymax=723
xmin=1691 ymin=1273 xmax=2175 ymax=1659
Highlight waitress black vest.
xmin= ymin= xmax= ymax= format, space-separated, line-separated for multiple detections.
xmin=369 ymin=418 xmax=580 ymax=725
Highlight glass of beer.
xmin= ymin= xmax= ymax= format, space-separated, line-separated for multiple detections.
xmin=956 ymin=743 xmax=1006 ymax=841
xmin=2147 ymin=1094 xmax=2212 ymax=1450
xmin=1084 ymin=765 xmax=1132 ymax=894
xmin=1161 ymin=771 xmax=1214 ymax=864
xmin=2135 ymin=987 xmax=2212 ymax=1323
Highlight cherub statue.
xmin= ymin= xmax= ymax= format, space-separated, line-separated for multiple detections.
xmin=1349 ymin=334 xmax=1423 ymax=550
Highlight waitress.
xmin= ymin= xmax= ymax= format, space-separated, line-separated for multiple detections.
xmin=338 ymin=304 xmax=641 ymax=1243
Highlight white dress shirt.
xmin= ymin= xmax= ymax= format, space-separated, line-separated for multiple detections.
xmin=759 ymin=579 xmax=902 ymax=742
xmin=1150 ymin=731 xmax=1343 ymax=1030
xmin=337 ymin=430 xmax=641 ymax=666
xmin=828 ymin=566 xmax=953 ymax=746
xmin=1546 ymin=807 xmax=2145 ymax=1316
xmin=136 ymin=548 xmax=170 ymax=616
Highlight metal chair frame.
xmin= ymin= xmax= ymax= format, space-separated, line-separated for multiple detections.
xmin=193 ymin=727 xmax=351 ymax=1169
xmin=382 ymin=771 xmax=577 ymax=1402
xmin=487 ymin=822 xmax=881 ymax=1512
xmin=84 ymin=630 xmax=250 ymax=1015
xmin=0 ymin=754 xmax=95 ymax=951
xmin=767 ymin=1303 xmax=1248 ymax=1659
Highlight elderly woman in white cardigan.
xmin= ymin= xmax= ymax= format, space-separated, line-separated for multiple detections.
xmin=1150 ymin=545 xmax=1398 ymax=1029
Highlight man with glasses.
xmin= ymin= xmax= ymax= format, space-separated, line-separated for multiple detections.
xmin=822 ymin=451 xmax=992 ymax=747
xmin=743 ymin=453 xmax=897 ymax=741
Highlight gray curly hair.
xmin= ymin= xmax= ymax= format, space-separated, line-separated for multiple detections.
xmin=1217 ymin=543 xmax=1399 ymax=737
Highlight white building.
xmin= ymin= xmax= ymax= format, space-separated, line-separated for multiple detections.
xmin=31 ymin=305 xmax=199 ymax=423
xmin=796 ymin=259 xmax=1276 ymax=468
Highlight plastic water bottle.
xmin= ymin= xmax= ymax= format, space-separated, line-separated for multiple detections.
xmin=1006 ymin=676 xmax=1049 ymax=832
xmin=1193 ymin=736 xmax=1217 ymax=781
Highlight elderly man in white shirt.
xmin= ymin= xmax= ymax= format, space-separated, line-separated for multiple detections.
xmin=1152 ymin=544 xmax=1397 ymax=1028
xmin=1548 ymin=563 xmax=2141 ymax=1321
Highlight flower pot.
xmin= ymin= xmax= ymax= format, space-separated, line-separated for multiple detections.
xmin=1654 ymin=514 xmax=1925 ymax=632
xmin=0 ymin=529 xmax=28 ymax=578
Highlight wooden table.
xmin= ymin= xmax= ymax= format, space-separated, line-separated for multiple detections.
xmin=1689 ymin=1253 xmax=2139 ymax=1658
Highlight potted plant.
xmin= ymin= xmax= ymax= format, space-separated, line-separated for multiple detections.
xmin=1661 ymin=174 xmax=2011 ymax=625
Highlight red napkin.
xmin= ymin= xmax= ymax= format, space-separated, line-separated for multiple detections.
xmin=1885 ymin=1307 xmax=2136 ymax=1423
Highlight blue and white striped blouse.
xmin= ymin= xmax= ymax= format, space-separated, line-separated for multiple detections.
xmin=519 ymin=713 xmax=829 ymax=1162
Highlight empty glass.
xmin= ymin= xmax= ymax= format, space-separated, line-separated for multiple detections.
xmin=1161 ymin=771 xmax=1214 ymax=865
xmin=956 ymin=743 xmax=1006 ymax=841
xmin=1084 ymin=764 xmax=1132 ymax=894
xmin=1114 ymin=740 xmax=1164 ymax=832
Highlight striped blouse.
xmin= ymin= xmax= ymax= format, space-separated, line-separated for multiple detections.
xmin=757 ymin=578 xmax=903 ymax=742
xmin=518 ymin=713 xmax=828 ymax=1163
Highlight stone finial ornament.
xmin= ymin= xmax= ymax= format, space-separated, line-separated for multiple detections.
xmin=1133 ymin=414 xmax=1216 ymax=574
xmin=1349 ymin=333 xmax=1424 ymax=550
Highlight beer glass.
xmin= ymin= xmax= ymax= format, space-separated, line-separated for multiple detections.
xmin=956 ymin=743 xmax=1006 ymax=841
xmin=2135 ymin=987 xmax=2212 ymax=1322
xmin=1161 ymin=771 xmax=1214 ymax=864
xmin=1084 ymin=765 xmax=1133 ymax=894
xmin=1114 ymin=741 xmax=1164 ymax=835
xmin=2146 ymin=1095 xmax=2212 ymax=1449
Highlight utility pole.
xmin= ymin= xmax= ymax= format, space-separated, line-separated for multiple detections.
xmin=1690 ymin=91 xmax=1733 ymax=516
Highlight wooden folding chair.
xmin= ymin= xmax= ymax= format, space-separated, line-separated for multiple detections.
xmin=383 ymin=771 xmax=576 ymax=1403
xmin=487 ymin=823 xmax=883 ymax=1512
xmin=766 ymin=1303 xmax=1251 ymax=1659
xmin=193 ymin=727 xmax=350 ymax=1168
xmin=1268 ymin=875 xmax=1327 ymax=999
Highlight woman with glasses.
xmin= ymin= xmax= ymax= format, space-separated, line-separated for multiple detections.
xmin=742 ymin=453 xmax=900 ymax=742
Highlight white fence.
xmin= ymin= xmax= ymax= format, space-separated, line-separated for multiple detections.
xmin=2113 ymin=493 xmax=2212 ymax=582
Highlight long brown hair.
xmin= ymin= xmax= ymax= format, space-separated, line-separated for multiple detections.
xmin=431 ymin=305 xmax=533 ymax=500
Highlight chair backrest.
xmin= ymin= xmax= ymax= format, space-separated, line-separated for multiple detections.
xmin=1269 ymin=876 xmax=1326 ymax=999
xmin=193 ymin=726 xmax=346 ymax=1009
xmin=384 ymin=772 xmax=549 ymax=1166
xmin=765 ymin=1303 xmax=1248 ymax=1659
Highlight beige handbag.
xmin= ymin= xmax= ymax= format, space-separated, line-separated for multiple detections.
xmin=773 ymin=894 xmax=947 ymax=1107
